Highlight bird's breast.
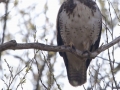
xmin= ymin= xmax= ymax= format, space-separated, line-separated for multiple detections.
xmin=59 ymin=1 xmax=102 ymax=51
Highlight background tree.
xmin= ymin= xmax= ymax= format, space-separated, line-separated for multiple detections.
xmin=0 ymin=0 xmax=120 ymax=90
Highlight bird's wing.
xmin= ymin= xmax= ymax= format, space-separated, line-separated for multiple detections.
xmin=57 ymin=2 xmax=69 ymax=68
xmin=86 ymin=9 xmax=102 ymax=69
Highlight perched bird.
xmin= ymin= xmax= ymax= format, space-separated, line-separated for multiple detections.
xmin=57 ymin=0 xmax=102 ymax=86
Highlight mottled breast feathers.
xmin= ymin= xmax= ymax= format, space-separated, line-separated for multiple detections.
xmin=57 ymin=0 xmax=102 ymax=86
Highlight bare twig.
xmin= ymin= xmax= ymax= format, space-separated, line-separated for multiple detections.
xmin=106 ymin=1 xmax=118 ymax=89
xmin=2 ymin=0 xmax=9 ymax=44
xmin=0 ymin=0 xmax=5 ymax=3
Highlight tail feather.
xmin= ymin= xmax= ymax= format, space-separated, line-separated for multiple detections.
xmin=67 ymin=62 xmax=87 ymax=86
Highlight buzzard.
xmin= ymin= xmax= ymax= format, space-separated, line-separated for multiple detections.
xmin=57 ymin=0 xmax=102 ymax=86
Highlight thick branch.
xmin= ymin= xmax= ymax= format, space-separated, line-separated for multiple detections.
xmin=0 ymin=36 xmax=120 ymax=59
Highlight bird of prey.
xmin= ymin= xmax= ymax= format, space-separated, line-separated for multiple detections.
xmin=57 ymin=0 xmax=102 ymax=86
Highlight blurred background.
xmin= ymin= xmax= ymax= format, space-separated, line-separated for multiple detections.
xmin=0 ymin=0 xmax=120 ymax=90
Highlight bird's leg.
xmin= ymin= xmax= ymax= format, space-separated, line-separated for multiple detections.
xmin=69 ymin=41 xmax=76 ymax=50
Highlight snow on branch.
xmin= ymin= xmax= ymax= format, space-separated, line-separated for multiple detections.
xmin=0 ymin=36 xmax=120 ymax=59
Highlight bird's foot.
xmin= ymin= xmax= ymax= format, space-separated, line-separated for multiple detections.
xmin=82 ymin=50 xmax=91 ymax=59
xmin=64 ymin=42 xmax=76 ymax=52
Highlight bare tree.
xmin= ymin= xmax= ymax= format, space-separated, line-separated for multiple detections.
xmin=0 ymin=0 xmax=120 ymax=90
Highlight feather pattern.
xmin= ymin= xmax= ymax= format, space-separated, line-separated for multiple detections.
xmin=57 ymin=0 xmax=102 ymax=86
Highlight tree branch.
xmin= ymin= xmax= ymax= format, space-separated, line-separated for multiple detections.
xmin=0 ymin=36 xmax=120 ymax=59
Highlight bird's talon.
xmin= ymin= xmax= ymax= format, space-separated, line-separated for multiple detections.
xmin=82 ymin=50 xmax=91 ymax=59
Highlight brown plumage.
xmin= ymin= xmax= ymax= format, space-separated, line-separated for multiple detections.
xmin=57 ymin=0 xmax=102 ymax=86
